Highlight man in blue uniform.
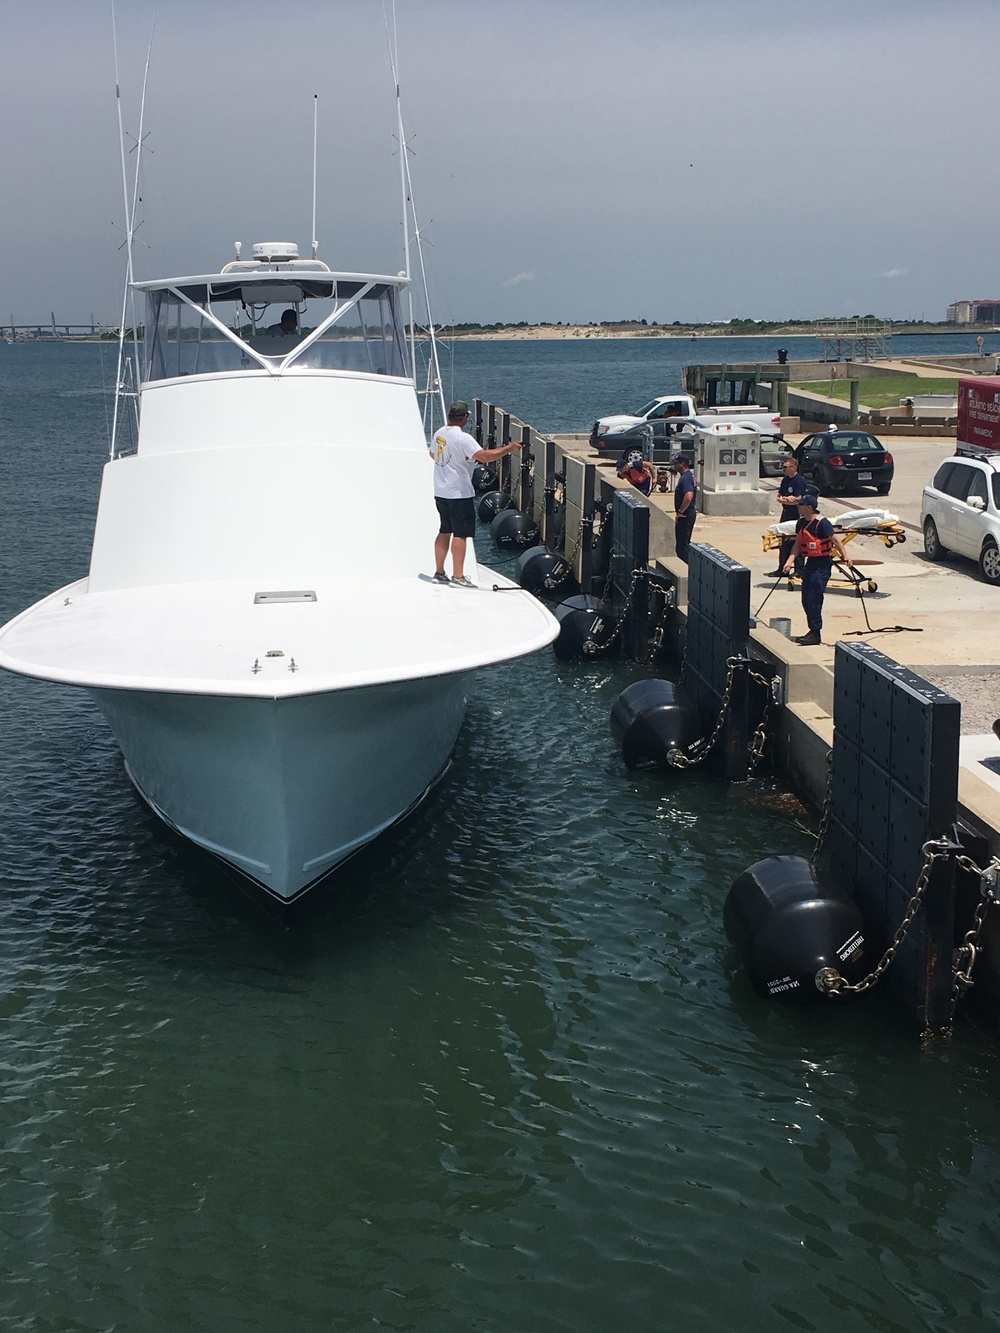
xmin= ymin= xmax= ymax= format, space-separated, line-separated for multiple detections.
xmin=781 ymin=494 xmax=851 ymax=645
xmin=672 ymin=453 xmax=697 ymax=563
xmin=768 ymin=455 xmax=808 ymax=575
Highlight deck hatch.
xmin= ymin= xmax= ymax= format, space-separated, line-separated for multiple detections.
xmin=254 ymin=590 xmax=318 ymax=604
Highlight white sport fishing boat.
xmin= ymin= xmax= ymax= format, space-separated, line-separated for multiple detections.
xmin=0 ymin=242 xmax=558 ymax=901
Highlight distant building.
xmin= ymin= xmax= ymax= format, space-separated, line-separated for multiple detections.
xmin=947 ymin=298 xmax=1000 ymax=324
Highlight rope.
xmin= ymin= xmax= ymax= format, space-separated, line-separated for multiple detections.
xmin=842 ymin=569 xmax=922 ymax=636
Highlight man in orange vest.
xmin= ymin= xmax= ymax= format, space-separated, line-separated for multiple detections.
xmin=781 ymin=493 xmax=851 ymax=646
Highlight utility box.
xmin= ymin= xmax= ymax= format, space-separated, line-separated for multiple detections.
xmin=698 ymin=421 xmax=760 ymax=491
xmin=695 ymin=422 xmax=770 ymax=516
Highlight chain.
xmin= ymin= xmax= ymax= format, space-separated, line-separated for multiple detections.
xmin=561 ymin=511 xmax=593 ymax=571
xmin=951 ymin=855 xmax=1000 ymax=1006
xmin=815 ymin=838 xmax=951 ymax=997
xmin=811 ymin=749 xmax=834 ymax=865
xmin=666 ymin=657 xmax=779 ymax=772
xmin=744 ymin=670 xmax=776 ymax=779
xmin=585 ymin=567 xmax=647 ymax=656
xmin=648 ymin=585 xmax=678 ymax=659
xmin=666 ymin=655 xmax=742 ymax=768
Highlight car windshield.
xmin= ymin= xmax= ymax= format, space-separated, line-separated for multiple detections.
xmin=633 ymin=400 xmax=661 ymax=418
xmin=832 ymin=434 xmax=881 ymax=452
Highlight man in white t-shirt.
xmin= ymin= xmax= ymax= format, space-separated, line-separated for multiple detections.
xmin=430 ymin=401 xmax=522 ymax=587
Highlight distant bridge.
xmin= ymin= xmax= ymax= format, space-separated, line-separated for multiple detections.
xmin=4 ymin=314 xmax=111 ymax=341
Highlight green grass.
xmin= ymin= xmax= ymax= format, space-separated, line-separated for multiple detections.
xmin=790 ymin=375 xmax=959 ymax=408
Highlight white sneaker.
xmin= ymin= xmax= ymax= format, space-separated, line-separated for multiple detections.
xmin=451 ymin=575 xmax=476 ymax=588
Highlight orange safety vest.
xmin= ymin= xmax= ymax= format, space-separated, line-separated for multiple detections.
xmin=797 ymin=518 xmax=833 ymax=559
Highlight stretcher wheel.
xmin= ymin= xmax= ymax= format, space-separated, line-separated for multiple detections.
xmin=867 ymin=581 xmax=877 ymax=592
xmin=897 ymin=533 xmax=906 ymax=543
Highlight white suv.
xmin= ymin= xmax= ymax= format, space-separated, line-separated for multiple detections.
xmin=921 ymin=448 xmax=1000 ymax=585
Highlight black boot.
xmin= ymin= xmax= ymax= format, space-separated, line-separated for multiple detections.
xmin=794 ymin=631 xmax=822 ymax=646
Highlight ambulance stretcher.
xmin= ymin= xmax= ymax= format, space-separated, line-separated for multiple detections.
xmin=762 ymin=509 xmax=907 ymax=594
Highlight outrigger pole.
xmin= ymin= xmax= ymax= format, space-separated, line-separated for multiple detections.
xmin=110 ymin=0 xmax=156 ymax=459
xmin=382 ymin=1 xmax=446 ymax=430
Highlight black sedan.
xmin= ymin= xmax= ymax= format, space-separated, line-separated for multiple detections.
xmin=794 ymin=430 xmax=894 ymax=496
xmin=593 ymin=418 xmax=696 ymax=456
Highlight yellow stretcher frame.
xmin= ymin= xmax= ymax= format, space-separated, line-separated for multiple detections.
xmin=762 ymin=519 xmax=908 ymax=595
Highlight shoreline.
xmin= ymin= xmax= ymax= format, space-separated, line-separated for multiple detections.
xmin=439 ymin=325 xmax=967 ymax=342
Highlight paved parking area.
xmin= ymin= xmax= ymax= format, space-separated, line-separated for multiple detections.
xmin=681 ymin=433 xmax=1000 ymax=672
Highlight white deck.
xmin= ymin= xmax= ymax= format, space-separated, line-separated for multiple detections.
xmin=0 ymin=571 xmax=556 ymax=697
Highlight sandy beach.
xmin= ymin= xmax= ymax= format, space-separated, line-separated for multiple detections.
xmin=445 ymin=323 xmax=958 ymax=341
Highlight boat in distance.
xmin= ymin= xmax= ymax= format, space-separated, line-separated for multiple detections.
xmin=0 ymin=243 xmax=558 ymax=901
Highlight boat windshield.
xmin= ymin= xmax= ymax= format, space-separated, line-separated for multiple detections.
xmin=143 ymin=278 xmax=410 ymax=382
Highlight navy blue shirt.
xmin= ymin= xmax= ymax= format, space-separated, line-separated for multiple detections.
xmin=675 ymin=469 xmax=697 ymax=515
xmin=778 ymin=472 xmax=807 ymax=503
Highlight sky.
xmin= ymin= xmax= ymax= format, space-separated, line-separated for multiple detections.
xmin=1 ymin=0 xmax=997 ymax=327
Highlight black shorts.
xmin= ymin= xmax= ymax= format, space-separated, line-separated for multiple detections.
xmin=436 ymin=496 xmax=476 ymax=539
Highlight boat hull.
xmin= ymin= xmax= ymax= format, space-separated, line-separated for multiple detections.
xmin=90 ymin=673 xmax=470 ymax=902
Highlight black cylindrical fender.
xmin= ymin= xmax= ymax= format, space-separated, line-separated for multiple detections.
xmin=491 ymin=509 xmax=541 ymax=552
xmin=553 ymin=595 xmax=619 ymax=660
xmin=609 ymin=678 xmax=702 ymax=769
xmin=724 ymin=855 xmax=866 ymax=1002
xmin=477 ymin=490 xmax=514 ymax=524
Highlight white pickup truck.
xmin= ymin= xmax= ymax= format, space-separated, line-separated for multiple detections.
xmin=591 ymin=394 xmax=782 ymax=444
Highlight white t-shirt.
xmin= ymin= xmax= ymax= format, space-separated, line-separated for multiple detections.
xmin=431 ymin=424 xmax=481 ymax=499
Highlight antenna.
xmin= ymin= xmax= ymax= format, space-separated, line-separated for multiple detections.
xmin=382 ymin=1 xmax=446 ymax=426
xmin=110 ymin=0 xmax=157 ymax=460
xmin=311 ymin=95 xmax=319 ymax=260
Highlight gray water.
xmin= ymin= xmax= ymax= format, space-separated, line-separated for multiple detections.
xmin=1 ymin=340 xmax=999 ymax=1332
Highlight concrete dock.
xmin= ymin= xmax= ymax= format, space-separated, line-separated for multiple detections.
xmin=556 ymin=431 xmax=1000 ymax=861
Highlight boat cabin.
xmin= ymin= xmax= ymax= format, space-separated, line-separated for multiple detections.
xmin=136 ymin=244 xmax=411 ymax=384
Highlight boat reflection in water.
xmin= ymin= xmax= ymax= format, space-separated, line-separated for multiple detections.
xmin=0 ymin=243 xmax=557 ymax=901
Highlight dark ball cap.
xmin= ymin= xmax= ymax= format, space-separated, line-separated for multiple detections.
xmin=798 ymin=493 xmax=819 ymax=508
xmin=671 ymin=452 xmax=689 ymax=464
xmin=448 ymin=400 xmax=470 ymax=420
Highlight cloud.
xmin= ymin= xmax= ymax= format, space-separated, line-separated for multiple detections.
xmin=502 ymin=271 xmax=536 ymax=288
xmin=881 ymin=267 xmax=907 ymax=279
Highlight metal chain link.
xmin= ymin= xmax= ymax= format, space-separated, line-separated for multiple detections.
xmin=585 ymin=567 xmax=646 ymax=656
xmin=815 ymin=839 xmax=1000 ymax=1001
xmin=666 ymin=655 xmax=742 ymax=768
xmin=743 ymin=671 xmax=776 ymax=779
xmin=666 ymin=657 xmax=779 ymax=772
xmin=811 ymin=750 xmax=835 ymax=865
xmin=951 ymin=855 xmax=1000 ymax=1005
xmin=815 ymin=838 xmax=954 ymax=997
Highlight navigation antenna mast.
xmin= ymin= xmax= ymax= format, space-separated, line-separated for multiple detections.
xmin=110 ymin=0 xmax=156 ymax=460
xmin=383 ymin=1 xmax=446 ymax=430
xmin=311 ymin=94 xmax=319 ymax=260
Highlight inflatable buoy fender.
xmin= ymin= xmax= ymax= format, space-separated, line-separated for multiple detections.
xmin=491 ymin=509 xmax=541 ymax=552
xmin=553 ymin=595 xmax=620 ymax=660
xmin=609 ymin=679 xmax=702 ymax=769
xmin=724 ymin=855 xmax=866 ymax=1003
xmin=515 ymin=547 xmax=580 ymax=598
xmin=477 ymin=490 xmax=514 ymax=524
xmin=473 ymin=463 xmax=499 ymax=493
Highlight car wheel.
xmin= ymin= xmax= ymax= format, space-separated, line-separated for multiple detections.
xmin=876 ymin=482 xmax=891 ymax=495
xmin=923 ymin=517 xmax=947 ymax=560
xmin=980 ymin=541 xmax=1000 ymax=585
